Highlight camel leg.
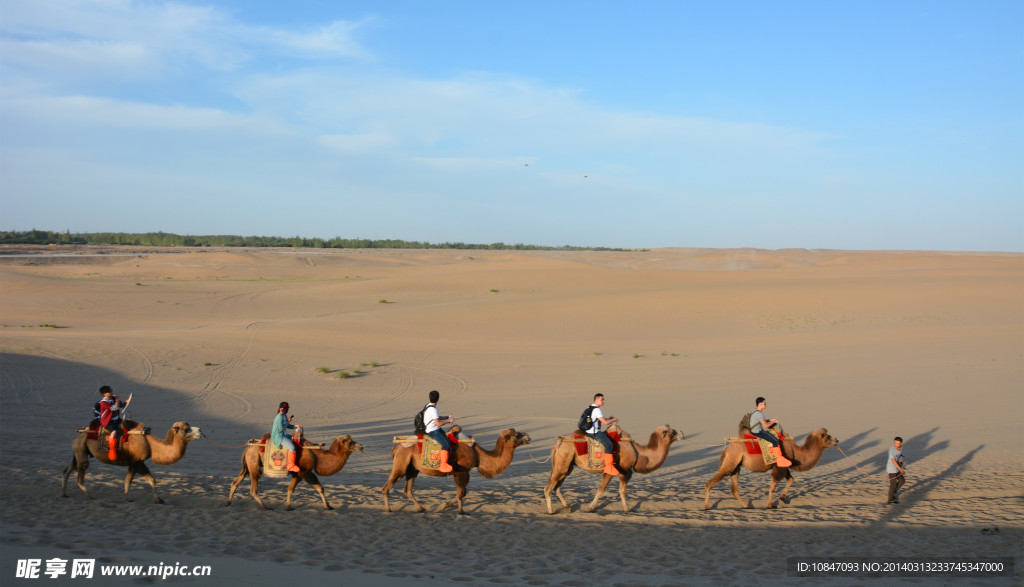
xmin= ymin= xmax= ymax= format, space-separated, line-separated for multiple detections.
xmin=76 ymin=458 xmax=91 ymax=499
xmin=123 ymin=465 xmax=137 ymax=501
xmin=132 ymin=462 xmax=163 ymax=504
xmin=777 ymin=470 xmax=794 ymax=505
xmin=224 ymin=464 xmax=248 ymax=506
xmin=285 ymin=475 xmax=302 ymax=511
xmin=62 ymin=455 xmax=89 ymax=499
xmin=381 ymin=461 xmax=413 ymax=513
xmin=703 ymin=468 xmax=735 ymax=510
xmin=401 ymin=473 xmax=426 ymax=513
xmin=442 ymin=472 xmax=469 ymax=514
xmin=616 ymin=472 xmax=633 ymax=513
xmin=249 ymin=468 xmax=269 ymax=510
xmin=381 ymin=471 xmax=401 ymax=513
xmin=301 ymin=472 xmax=331 ymax=510
xmin=543 ymin=461 xmax=574 ymax=514
xmin=766 ymin=472 xmax=780 ymax=509
xmin=730 ymin=472 xmax=750 ymax=509
xmin=544 ymin=465 xmax=569 ymax=510
xmin=584 ymin=473 xmax=615 ymax=512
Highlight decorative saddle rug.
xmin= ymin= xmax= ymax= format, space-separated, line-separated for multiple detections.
xmin=248 ymin=433 xmax=306 ymax=478
xmin=742 ymin=431 xmax=778 ymax=465
xmin=392 ymin=432 xmax=468 ymax=471
xmin=261 ymin=441 xmax=290 ymax=478
xmin=569 ymin=431 xmax=621 ymax=470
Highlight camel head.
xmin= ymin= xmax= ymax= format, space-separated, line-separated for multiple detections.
xmin=332 ymin=435 xmax=365 ymax=454
xmin=808 ymin=428 xmax=839 ymax=449
xmin=500 ymin=428 xmax=531 ymax=447
xmin=658 ymin=425 xmax=684 ymax=444
xmin=172 ymin=422 xmax=202 ymax=442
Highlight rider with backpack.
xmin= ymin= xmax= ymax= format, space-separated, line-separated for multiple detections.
xmin=420 ymin=390 xmax=456 ymax=473
xmin=749 ymin=396 xmax=792 ymax=467
xmin=581 ymin=393 xmax=620 ymax=475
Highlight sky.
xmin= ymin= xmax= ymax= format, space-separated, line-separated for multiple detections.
xmin=1 ymin=1 xmax=1021 ymax=250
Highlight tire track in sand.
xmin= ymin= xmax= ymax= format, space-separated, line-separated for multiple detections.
xmin=188 ymin=322 xmax=258 ymax=419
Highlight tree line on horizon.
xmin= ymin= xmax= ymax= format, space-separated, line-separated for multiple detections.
xmin=0 ymin=230 xmax=625 ymax=252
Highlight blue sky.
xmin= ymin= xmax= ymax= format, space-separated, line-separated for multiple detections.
xmin=1 ymin=0 xmax=1021 ymax=250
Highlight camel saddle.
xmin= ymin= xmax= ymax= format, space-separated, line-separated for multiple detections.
xmin=392 ymin=432 xmax=466 ymax=471
xmin=78 ymin=423 xmax=145 ymax=442
xmin=250 ymin=430 xmax=307 ymax=478
xmin=741 ymin=430 xmax=780 ymax=465
xmin=568 ymin=431 xmax=620 ymax=470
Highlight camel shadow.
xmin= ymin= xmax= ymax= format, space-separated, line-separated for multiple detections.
xmin=901 ymin=427 xmax=950 ymax=460
xmin=856 ymin=426 xmax=950 ymax=477
xmin=874 ymin=444 xmax=985 ymax=524
xmin=659 ymin=433 xmax=727 ymax=475
xmin=824 ymin=426 xmax=879 ymax=460
xmin=785 ymin=426 xmax=958 ymax=512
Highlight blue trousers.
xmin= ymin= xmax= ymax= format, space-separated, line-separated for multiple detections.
xmin=426 ymin=429 xmax=451 ymax=452
xmin=588 ymin=431 xmax=614 ymax=453
xmin=753 ymin=429 xmax=779 ymax=447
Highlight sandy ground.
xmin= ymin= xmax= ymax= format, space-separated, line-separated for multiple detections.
xmin=0 ymin=246 xmax=1021 ymax=585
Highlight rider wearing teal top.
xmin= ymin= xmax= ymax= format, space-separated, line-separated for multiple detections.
xmin=272 ymin=401 xmax=301 ymax=472
xmin=272 ymin=403 xmax=297 ymax=450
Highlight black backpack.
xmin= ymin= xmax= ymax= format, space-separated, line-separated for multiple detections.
xmin=414 ymin=404 xmax=429 ymax=433
xmin=578 ymin=405 xmax=597 ymax=432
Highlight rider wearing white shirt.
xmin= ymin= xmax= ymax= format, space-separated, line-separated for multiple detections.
xmin=586 ymin=393 xmax=620 ymax=475
xmin=423 ymin=390 xmax=455 ymax=473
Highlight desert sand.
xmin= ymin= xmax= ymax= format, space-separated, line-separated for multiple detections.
xmin=0 ymin=245 xmax=1021 ymax=585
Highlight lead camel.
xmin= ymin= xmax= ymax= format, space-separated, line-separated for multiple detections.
xmin=62 ymin=420 xmax=202 ymax=504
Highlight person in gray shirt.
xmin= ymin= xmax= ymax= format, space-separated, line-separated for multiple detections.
xmin=886 ymin=436 xmax=906 ymax=504
xmin=749 ymin=396 xmax=791 ymax=467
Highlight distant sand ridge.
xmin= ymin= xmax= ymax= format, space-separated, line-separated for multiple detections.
xmin=1 ymin=246 xmax=1020 ymax=584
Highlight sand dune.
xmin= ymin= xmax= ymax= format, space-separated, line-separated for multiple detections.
xmin=0 ymin=246 xmax=1020 ymax=584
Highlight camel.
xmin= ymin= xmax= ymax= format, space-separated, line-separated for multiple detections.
xmin=224 ymin=433 xmax=364 ymax=510
xmin=382 ymin=426 xmax=531 ymax=514
xmin=704 ymin=426 xmax=839 ymax=510
xmin=61 ymin=420 xmax=202 ymax=504
xmin=543 ymin=424 xmax=684 ymax=514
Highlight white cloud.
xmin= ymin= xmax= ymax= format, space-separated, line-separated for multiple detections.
xmin=0 ymin=0 xmax=369 ymax=80
xmin=264 ymin=20 xmax=372 ymax=58
xmin=410 ymin=156 xmax=525 ymax=172
xmin=318 ymin=131 xmax=397 ymax=153
xmin=235 ymin=69 xmax=828 ymax=165
xmin=3 ymin=94 xmax=244 ymax=129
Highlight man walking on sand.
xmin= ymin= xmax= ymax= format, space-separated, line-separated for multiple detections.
xmin=886 ymin=436 xmax=906 ymax=504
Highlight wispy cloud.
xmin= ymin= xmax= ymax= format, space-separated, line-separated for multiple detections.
xmin=0 ymin=0 xmax=370 ymax=81
xmin=318 ymin=131 xmax=398 ymax=153
xmin=3 ymin=94 xmax=245 ymax=129
xmin=261 ymin=19 xmax=372 ymax=59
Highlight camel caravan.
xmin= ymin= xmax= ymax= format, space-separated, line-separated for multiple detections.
xmin=63 ymin=387 xmax=841 ymax=514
